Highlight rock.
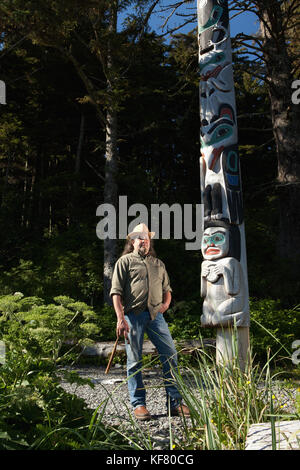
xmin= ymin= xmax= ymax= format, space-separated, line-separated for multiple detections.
xmin=176 ymin=338 xmax=216 ymax=354
xmin=101 ymin=378 xmax=124 ymax=385
xmin=245 ymin=420 xmax=300 ymax=450
xmin=82 ymin=338 xmax=215 ymax=358
xmin=82 ymin=341 xmax=126 ymax=357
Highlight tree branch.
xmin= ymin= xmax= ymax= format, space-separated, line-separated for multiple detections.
xmin=0 ymin=35 xmax=28 ymax=59
xmin=85 ymin=159 xmax=105 ymax=182
xmin=61 ymin=46 xmax=106 ymax=127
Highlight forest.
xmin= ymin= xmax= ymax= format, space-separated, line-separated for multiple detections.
xmin=0 ymin=0 xmax=299 ymax=353
xmin=0 ymin=0 xmax=300 ymax=452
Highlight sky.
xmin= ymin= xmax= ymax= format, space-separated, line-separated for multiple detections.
xmin=146 ymin=1 xmax=259 ymax=38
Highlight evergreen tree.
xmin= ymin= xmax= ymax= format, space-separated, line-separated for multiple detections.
xmin=230 ymin=0 xmax=300 ymax=270
xmin=0 ymin=0 xmax=163 ymax=302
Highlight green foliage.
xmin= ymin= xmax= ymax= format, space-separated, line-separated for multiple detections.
xmin=0 ymin=354 xmax=90 ymax=449
xmin=94 ymin=303 xmax=117 ymax=341
xmin=0 ymin=228 xmax=104 ymax=305
xmin=249 ymin=299 xmax=300 ymax=362
xmin=0 ymin=261 xmax=45 ymax=298
xmin=164 ymin=298 xmax=300 ymax=367
xmin=0 ymin=292 xmax=100 ymax=362
xmin=166 ymin=300 xmax=212 ymax=340
xmin=0 ymin=349 xmax=127 ymax=449
xmin=0 ymin=292 xmax=129 ymax=450
xmin=168 ymin=350 xmax=294 ymax=450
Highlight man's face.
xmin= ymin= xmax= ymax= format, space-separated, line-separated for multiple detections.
xmin=132 ymin=233 xmax=150 ymax=256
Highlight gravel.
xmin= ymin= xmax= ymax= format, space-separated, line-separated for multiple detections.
xmin=59 ymin=364 xmax=194 ymax=450
xmin=58 ymin=364 xmax=298 ymax=450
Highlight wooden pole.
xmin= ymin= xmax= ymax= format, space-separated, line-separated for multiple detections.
xmin=216 ymin=326 xmax=250 ymax=372
xmin=105 ymin=334 xmax=120 ymax=374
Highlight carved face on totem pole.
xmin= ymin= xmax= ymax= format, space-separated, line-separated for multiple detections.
xmin=200 ymin=205 xmax=247 ymax=327
xmin=201 ymin=226 xmax=229 ymax=261
xmin=200 ymin=221 xmax=247 ymax=327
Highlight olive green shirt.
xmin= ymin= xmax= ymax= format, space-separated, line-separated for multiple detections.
xmin=110 ymin=252 xmax=172 ymax=320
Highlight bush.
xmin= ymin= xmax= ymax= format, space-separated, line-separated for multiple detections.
xmin=0 ymin=228 xmax=104 ymax=305
xmin=94 ymin=304 xmax=117 ymax=341
xmin=0 ymin=293 xmax=100 ymax=362
xmin=249 ymin=299 xmax=300 ymax=362
xmin=0 ymin=292 xmax=126 ymax=449
xmin=166 ymin=300 xmax=204 ymax=340
xmin=165 ymin=298 xmax=300 ymax=366
xmin=0 ymin=351 xmax=96 ymax=449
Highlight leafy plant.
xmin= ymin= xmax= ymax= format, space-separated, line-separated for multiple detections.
xmin=249 ymin=299 xmax=300 ymax=362
xmin=164 ymin=340 xmax=298 ymax=450
xmin=0 ymin=291 xmax=127 ymax=449
xmin=166 ymin=300 xmax=213 ymax=341
xmin=0 ymin=293 xmax=101 ymax=362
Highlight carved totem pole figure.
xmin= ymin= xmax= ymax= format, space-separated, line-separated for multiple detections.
xmin=197 ymin=0 xmax=250 ymax=329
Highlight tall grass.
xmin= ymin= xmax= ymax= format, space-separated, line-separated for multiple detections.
xmin=169 ymin=347 xmax=268 ymax=449
xmin=165 ymin=334 xmax=298 ymax=450
xmin=29 ymin=329 xmax=299 ymax=450
xmin=103 ymin=330 xmax=298 ymax=450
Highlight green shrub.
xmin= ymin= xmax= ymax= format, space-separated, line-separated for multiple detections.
xmin=0 ymin=293 xmax=100 ymax=362
xmin=0 ymin=292 xmax=127 ymax=450
xmin=166 ymin=300 xmax=212 ymax=340
xmin=165 ymin=298 xmax=300 ymax=367
xmin=0 ymin=228 xmax=103 ymax=305
xmin=249 ymin=299 xmax=300 ymax=362
xmin=94 ymin=304 xmax=117 ymax=341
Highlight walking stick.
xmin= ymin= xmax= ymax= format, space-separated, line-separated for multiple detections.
xmin=105 ymin=333 xmax=120 ymax=375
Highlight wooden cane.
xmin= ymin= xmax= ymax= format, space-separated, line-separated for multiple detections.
xmin=105 ymin=333 xmax=120 ymax=375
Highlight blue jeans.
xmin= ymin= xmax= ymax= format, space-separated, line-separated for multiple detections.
xmin=125 ymin=310 xmax=182 ymax=410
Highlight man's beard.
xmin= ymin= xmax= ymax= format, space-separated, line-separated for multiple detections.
xmin=138 ymin=245 xmax=149 ymax=256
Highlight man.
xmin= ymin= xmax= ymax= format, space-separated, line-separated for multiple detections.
xmin=110 ymin=223 xmax=190 ymax=421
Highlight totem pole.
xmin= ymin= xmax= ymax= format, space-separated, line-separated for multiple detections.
xmin=197 ymin=0 xmax=250 ymax=369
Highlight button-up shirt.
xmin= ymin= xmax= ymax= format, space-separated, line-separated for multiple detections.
xmin=110 ymin=252 xmax=172 ymax=320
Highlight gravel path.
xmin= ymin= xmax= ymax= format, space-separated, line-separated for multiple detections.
xmin=59 ymin=365 xmax=194 ymax=450
xmin=59 ymin=364 xmax=298 ymax=450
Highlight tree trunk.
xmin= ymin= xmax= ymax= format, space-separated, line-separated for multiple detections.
xmin=103 ymin=3 xmax=119 ymax=304
xmin=75 ymin=112 xmax=85 ymax=175
xmin=59 ymin=5 xmax=119 ymax=302
xmin=259 ymin=3 xmax=300 ymax=267
xmin=69 ymin=112 xmax=85 ymax=226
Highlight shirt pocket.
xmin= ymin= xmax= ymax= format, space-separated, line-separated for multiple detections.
xmin=128 ymin=264 xmax=147 ymax=283
xmin=150 ymin=265 xmax=164 ymax=281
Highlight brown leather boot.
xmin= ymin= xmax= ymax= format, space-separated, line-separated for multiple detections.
xmin=170 ymin=403 xmax=191 ymax=418
xmin=134 ymin=405 xmax=152 ymax=421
